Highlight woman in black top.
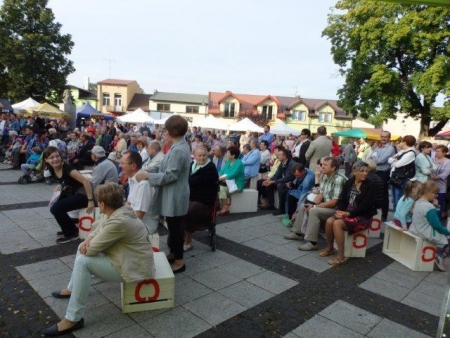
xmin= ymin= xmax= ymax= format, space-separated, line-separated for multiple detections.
xmin=321 ymin=161 xmax=375 ymax=265
xmin=182 ymin=147 xmax=219 ymax=251
xmin=43 ymin=146 xmax=94 ymax=244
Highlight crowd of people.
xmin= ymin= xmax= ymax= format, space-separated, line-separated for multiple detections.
xmin=2 ymin=111 xmax=450 ymax=335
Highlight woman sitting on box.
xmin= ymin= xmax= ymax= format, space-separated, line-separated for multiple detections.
xmin=182 ymin=146 xmax=219 ymax=251
xmin=44 ymin=182 xmax=155 ymax=337
xmin=217 ymin=146 xmax=246 ymax=215
xmin=320 ymin=161 xmax=376 ymax=265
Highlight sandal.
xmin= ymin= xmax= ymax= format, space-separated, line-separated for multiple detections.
xmin=319 ymin=249 xmax=336 ymax=257
xmin=328 ymin=257 xmax=348 ymax=265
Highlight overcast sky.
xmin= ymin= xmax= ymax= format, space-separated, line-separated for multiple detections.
xmin=17 ymin=0 xmax=344 ymax=99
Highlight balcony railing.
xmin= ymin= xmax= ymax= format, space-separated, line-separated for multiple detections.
xmin=106 ymin=105 xmax=126 ymax=112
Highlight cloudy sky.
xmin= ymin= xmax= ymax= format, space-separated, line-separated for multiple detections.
xmin=27 ymin=0 xmax=343 ymax=99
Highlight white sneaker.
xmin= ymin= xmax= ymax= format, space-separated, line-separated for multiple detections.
xmin=183 ymin=242 xmax=194 ymax=252
xmin=435 ymin=256 xmax=446 ymax=272
xmin=298 ymin=242 xmax=318 ymax=251
xmin=284 ymin=233 xmax=304 ymax=240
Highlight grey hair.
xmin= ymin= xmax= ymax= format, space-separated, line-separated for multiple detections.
xmin=351 ymin=161 xmax=369 ymax=174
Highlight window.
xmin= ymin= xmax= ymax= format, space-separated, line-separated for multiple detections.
xmin=102 ymin=93 xmax=110 ymax=106
xmin=325 ymin=113 xmax=332 ymax=123
xmin=292 ymin=110 xmax=306 ymax=121
xmin=318 ymin=112 xmax=325 ymax=122
xmin=186 ymin=106 xmax=199 ymax=113
xmin=223 ymin=103 xmax=235 ymax=117
xmin=157 ymin=103 xmax=170 ymax=112
xmin=114 ymin=94 xmax=122 ymax=107
xmin=262 ymin=105 xmax=273 ymax=120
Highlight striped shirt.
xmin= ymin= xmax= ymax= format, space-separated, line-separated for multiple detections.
xmin=320 ymin=172 xmax=347 ymax=202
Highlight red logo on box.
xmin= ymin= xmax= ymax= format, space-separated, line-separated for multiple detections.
xmin=78 ymin=216 xmax=94 ymax=231
xmin=370 ymin=219 xmax=381 ymax=231
xmin=421 ymin=246 xmax=436 ymax=262
xmin=353 ymin=233 xmax=367 ymax=249
xmin=135 ymin=279 xmax=160 ymax=302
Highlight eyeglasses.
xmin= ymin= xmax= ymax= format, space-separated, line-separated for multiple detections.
xmin=120 ymin=162 xmax=133 ymax=165
xmin=46 ymin=155 xmax=60 ymax=160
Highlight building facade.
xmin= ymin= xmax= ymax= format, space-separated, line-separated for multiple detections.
xmin=97 ymin=79 xmax=144 ymax=114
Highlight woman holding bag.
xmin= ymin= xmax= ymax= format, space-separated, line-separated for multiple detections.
xmin=388 ymin=135 xmax=416 ymax=212
xmin=44 ymin=146 xmax=94 ymax=244
xmin=217 ymin=146 xmax=246 ymax=215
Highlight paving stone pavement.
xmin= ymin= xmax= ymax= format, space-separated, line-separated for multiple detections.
xmin=0 ymin=163 xmax=447 ymax=337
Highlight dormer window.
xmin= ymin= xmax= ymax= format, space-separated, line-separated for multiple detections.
xmin=292 ymin=110 xmax=306 ymax=121
xmin=224 ymin=103 xmax=235 ymax=117
xmin=262 ymin=105 xmax=273 ymax=120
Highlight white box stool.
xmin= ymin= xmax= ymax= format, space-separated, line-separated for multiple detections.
xmin=334 ymin=229 xmax=369 ymax=257
xmin=230 ymin=189 xmax=258 ymax=213
xmin=121 ymin=252 xmax=175 ymax=313
xmin=369 ymin=218 xmax=381 ymax=238
xmin=382 ymin=222 xmax=436 ymax=271
xmin=77 ymin=208 xmax=95 ymax=239
xmin=149 ymin=233 xmax=160 ymax=252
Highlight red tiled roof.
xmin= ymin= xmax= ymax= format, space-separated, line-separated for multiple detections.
xmin=254 ymin=95 xmax=281 ymax=107
xmin=218 ymin=91 xmax=241 ymax=104
xmin=98 ymin=79 xmax=136 ymax=86
xmin=208 ymin=92 xmax=350 ymax=119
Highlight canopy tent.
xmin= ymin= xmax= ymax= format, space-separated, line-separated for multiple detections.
xmin=12 ymin=97 xmax=40 ymax=113
xmin=435 ymin=130 xmax=450 ymax=139
xmin=228 ymin=118 xmax=264 ymax=133
xmin=270 ymin=120 xmax=301 ymax=136
xmin=332 ymin=128 xmax=401 ymax=141
xmin=0 ymin=99 xmax=14 ymax=113
xmin=26 ymin=103 xmax=70 ymax=118
xmin=116 ymin=108 xmax=154 ymax=124
xmin=76 ymin=102 xmax=114 ymax=121
xmin=194 ymin=115 xmax=228 ymax=130
xmin=153 ymin=113 xmax=179 ymax=125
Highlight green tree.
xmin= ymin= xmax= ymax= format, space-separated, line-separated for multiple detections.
xmin=88 ymin=82 xmax=97 ymax=91
xmin=0 ymin=0 xmax=75 ymax=103
xmin=322 ymin=0 xmax=450 ymax=137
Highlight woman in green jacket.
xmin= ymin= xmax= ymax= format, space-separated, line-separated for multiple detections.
xmin=218 ymin=146 xmax=246 ymax=215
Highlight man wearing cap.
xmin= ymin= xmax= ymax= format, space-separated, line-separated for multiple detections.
xmin=89 ymin=146 xmax=119 ymax=190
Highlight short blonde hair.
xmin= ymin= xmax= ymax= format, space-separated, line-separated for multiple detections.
xmin=96 ymin=183 xmax=124 ymax=210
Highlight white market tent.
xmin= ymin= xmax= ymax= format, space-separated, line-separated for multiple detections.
xmin=228 ymin=118 xmax=264 ymax=133
xmin=116 ymin=108 xmax=154 ymax=124
xmin=195 ymin=115 xmax=228 ymax=130
xmin=153 ymin=113 xmax=179 ymax=125
xmin=270 ymin=120 xmax=301 ymax=136
xmin=12 ymin=97 xmax=40 ymax=113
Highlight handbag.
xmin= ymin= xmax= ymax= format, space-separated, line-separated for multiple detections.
xmin=389 ymin=171 xmax=407 ymax=188
xmin=49 ymin=189 xmax=61 ymax=207
xmin=225 ymin=179 xmax=238 ymax=194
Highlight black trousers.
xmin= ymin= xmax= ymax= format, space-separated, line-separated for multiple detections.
xmin=376 ymin=170 xmax=391 ymax=218
xmin=167 ymin=216 xmax=184 ymax=260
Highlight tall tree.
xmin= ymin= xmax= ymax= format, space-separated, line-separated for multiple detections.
xmin=323 ymin=0 xmax=450 ymax=137
xmin=0 ymin=0 xmax=75 ymax=103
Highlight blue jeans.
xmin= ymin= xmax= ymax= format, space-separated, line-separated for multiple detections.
xmin=50 ymin=193 xmax=88 ymax=237
xmin=391 ymin=179 xmax=408 ymax=213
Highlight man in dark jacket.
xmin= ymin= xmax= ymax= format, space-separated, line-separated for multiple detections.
xmin=70 ymin=132 xmax=94 ymax=169
xmin=258 ymin=148 xmax=295 ymax=215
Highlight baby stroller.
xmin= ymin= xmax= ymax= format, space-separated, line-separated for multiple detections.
xmin=18 ymin=153 xmax=45 ymax=184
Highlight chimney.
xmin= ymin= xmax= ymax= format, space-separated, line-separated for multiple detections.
xmin=83 ymin=76 xmax=90 ymax=90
